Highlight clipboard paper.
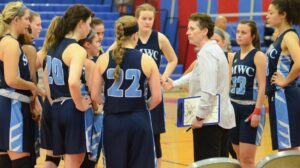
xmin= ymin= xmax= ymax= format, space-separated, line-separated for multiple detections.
xmin=176 ymin=94 xmax=220 ymax=127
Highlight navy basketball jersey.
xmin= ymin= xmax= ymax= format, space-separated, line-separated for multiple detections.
xmin=90 ymin=55 xmax=98 ymax=63
xmin=80 ymin=63 xmax=89 ymax=95
xmin=136 ymin=31 xmax=163 ymax=67
xmin=0 ymin=35 xmax=31 ymax=96
xmin=81 ymin=55 xmax=99 ymax=94
xmin=102 ymin=48 xmax=147 ymax=114
xmin=224 ymin=52 xmax=229 ymax=62
xmin=230 ymin=49 xmax=258 ymax=100
xmin=47 ymin=38 xmax=77 ymax=99
xmin=266 ymin=29 xmax=296 ymax=95
xmin=99 ymin=47 xmax=104 ymax=56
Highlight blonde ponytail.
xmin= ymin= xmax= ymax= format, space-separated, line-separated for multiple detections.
xmin=112 ymin=16 xmax=138 ymax=81
xmin=0 ymin=13 xmax=8 ymax=36
xmin=0 ymin=2 xmax=28 ymax=36
xmin=112 ymin=22 xmax=125 ymax=81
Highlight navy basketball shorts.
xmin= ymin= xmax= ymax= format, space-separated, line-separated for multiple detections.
xmin=0 ymin=96 xmax=35 ymax=153
xmin=150 ymin=97 xmax=165 ymax=159
xmin=40 ymin=98 xmax=53 ymax=150
xmin=103 ymin=110 xmax=156 ymax=168
xmin=150 ymin=100 xmax=165 ymax=134
xmin=147 ymin=90 xmax=165 ymax=134
xmin=231 ymin=101 xmax=265 ymax=145
xmin=268 ymin=86 xmax=300 ymax=150
xmin=51 ymin=99 xmax=91 ymax=155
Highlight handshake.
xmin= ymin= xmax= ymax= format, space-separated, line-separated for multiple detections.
xmin=161 ymin=76 xmax=174 ymax=90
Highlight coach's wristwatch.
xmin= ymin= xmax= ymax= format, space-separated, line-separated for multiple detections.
xmin=196 ymin=116 xmax=204 ymax=121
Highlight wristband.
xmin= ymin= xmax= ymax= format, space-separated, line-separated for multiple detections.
xmin=252 ymin=108 xmax=261 ymax=115
xmin=245 ymin=108 xmax=261 ymax=122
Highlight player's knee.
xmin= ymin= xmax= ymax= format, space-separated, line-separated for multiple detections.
xmin=240 ymin=154 xmax=255 ymax=166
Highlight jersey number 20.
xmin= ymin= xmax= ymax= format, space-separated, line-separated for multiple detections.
xmin=47 ymin=56 xmax=65 ymax=85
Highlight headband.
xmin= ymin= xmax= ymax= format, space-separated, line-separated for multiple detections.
xmin=214 ymin=28 xmax=225 ymax=40
xmin=123 ymin=24 xmax=139 ymax=36
xmin=86 ymin=30 xmax=96 ymax=41
xmin=16 ymin=5 xmax=27 ymax=17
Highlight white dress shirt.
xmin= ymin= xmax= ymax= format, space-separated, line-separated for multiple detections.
xmin=174 ymin=40 xmax=235 ymax=129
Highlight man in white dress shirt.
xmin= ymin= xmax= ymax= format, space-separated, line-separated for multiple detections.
xmin=163 ymin=13 xmax=235 ymax=161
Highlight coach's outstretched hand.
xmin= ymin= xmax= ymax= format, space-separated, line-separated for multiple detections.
xmin=162 ymin=78 xmax=174 ymax=90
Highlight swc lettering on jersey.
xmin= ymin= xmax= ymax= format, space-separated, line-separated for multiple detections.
xmin=139 ymin=48 xmax=159 ymax=61
xmin=232 ymin=65 xmax=255 ymax=77
xmin=22 ymin=53 xmax=28 ymax=66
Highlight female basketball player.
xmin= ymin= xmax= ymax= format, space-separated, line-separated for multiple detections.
xmin=0 ymin=2 xmax=39 ymax=168
xmin=91 ymin=15 xmax=161 ymax=168
xmin=228 ymin=20 xmax=266 ymax=168
xmin=135 ymin=4 xmax=178 ymax=166
xmin=37 ymin=16 xmax=62 ymax=168
xmin=266 ymin=0 xmax=300 ymax=151
xmin=91 ymin=17 xmax=105 ymax=55
xmin=79 ymin=30 xmax=103 ymax=168
xmin=46 ymin=4 xmax=94 ymax=168
xmin=29 ymin=11 xmax=42 ymax=40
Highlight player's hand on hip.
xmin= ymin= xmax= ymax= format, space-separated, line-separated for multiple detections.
xmin=271 ymin=72 xmax=288 ymax=87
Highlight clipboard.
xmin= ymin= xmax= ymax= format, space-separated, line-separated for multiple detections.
xmin=177 ymin=94 xmax=220 ymax=127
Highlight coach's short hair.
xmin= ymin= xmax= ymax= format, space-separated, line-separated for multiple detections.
xmin=189 ymin=13 xmax=214 ymax=38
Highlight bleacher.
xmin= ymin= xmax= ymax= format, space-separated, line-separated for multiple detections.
xmin=0 ymin=0 xmax=117 ymax=50
xmin=0 ymin=0 xmax=183 ymax=80
xmin=203 ymin=0 xmax=300 ymax=53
